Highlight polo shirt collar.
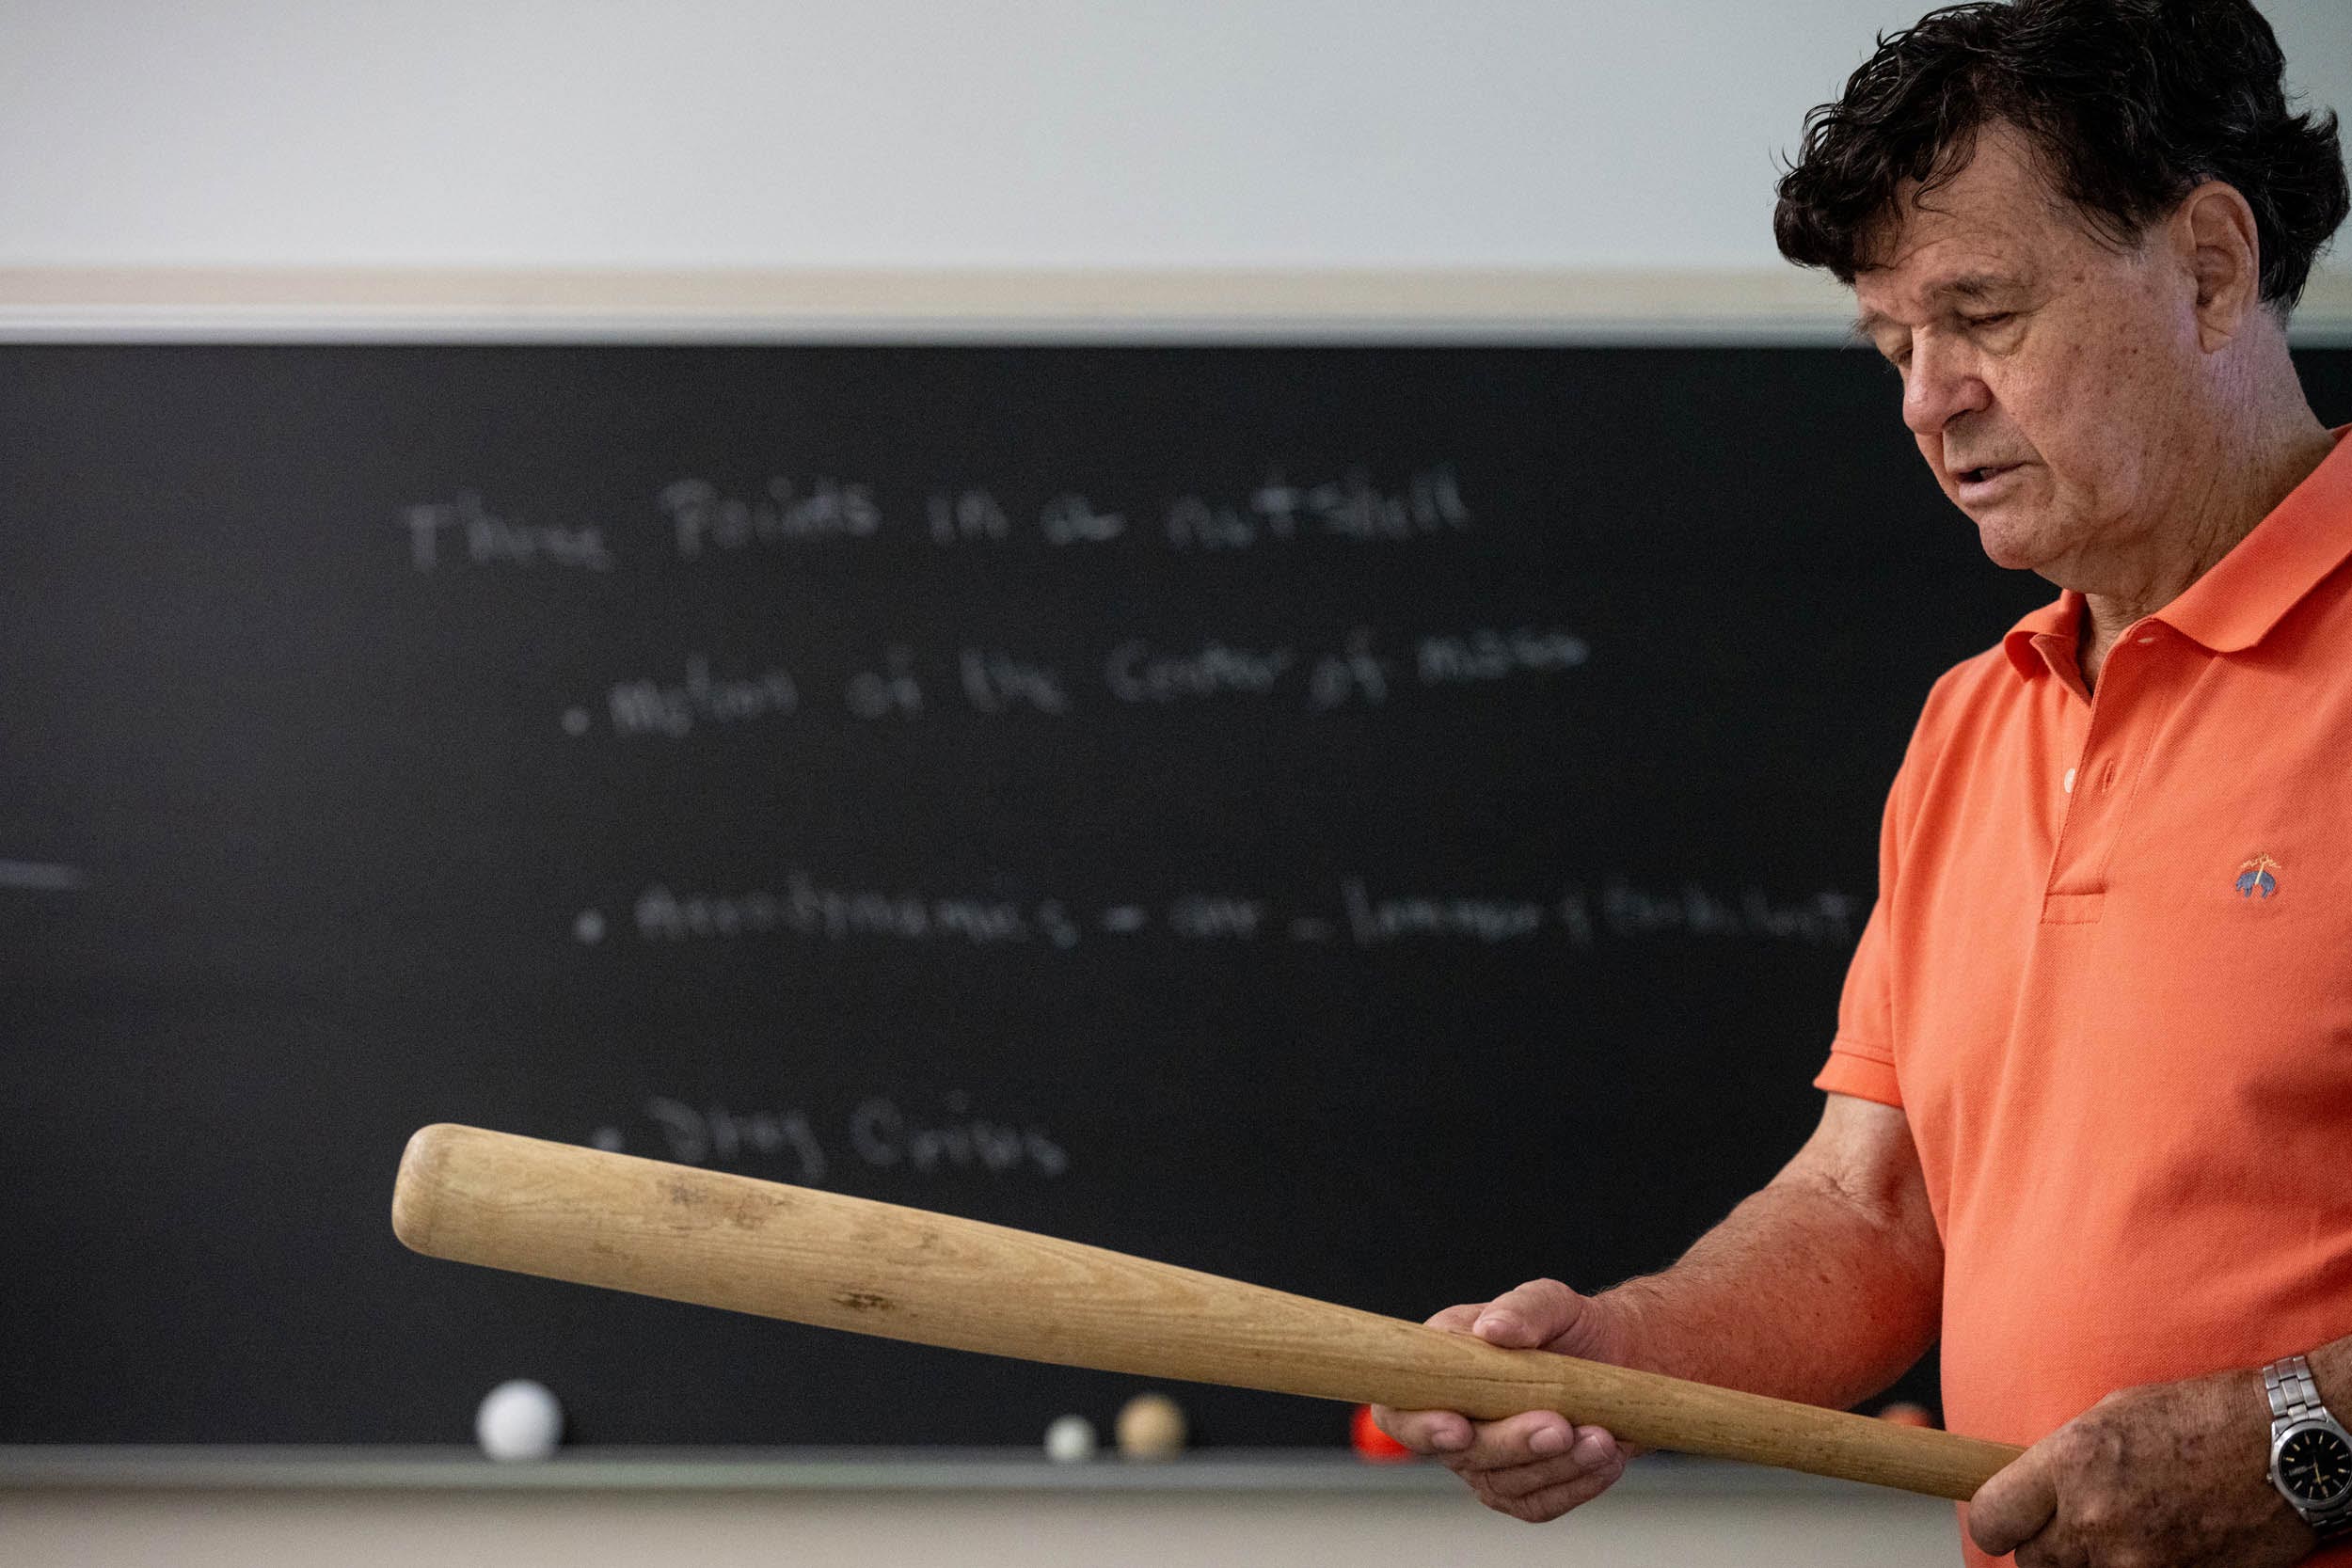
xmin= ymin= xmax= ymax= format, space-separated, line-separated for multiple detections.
xmin=2001 ymin=424 xmax=2352 ymax=681
xmin=2001 ymin=593 xmax=2083 ymax=681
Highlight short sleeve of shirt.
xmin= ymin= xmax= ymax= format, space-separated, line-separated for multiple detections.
xmin=1814 ymin=749 xmax=1913 ymax=1109
xmin=1816 ymin=895 xmax=1901 ymax=1106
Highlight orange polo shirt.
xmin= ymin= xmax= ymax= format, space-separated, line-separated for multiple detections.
xmin=1817 ymin=428 xmax=2352 ymax=1565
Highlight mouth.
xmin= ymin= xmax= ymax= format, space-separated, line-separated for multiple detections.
xmin=1955 ymin=462 xmax=2025 ymax=497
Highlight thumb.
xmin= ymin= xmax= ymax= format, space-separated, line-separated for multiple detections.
xmin=1471 ymin=1279 xmax=1596 ymax=1353
xmin=1966 ymin=1450 xmax=2058 ymax=1559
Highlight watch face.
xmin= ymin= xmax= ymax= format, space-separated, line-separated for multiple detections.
xmin=2280 ymin=1427 xmax=2352 ymax=1506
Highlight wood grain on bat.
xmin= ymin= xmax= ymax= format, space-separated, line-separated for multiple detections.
xmin=391 ymin=1122 xmax=2018 ymax=1499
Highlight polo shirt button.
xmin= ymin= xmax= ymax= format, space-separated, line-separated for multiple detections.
xmin=2064 ymin=767 xmax=2077 ymax=793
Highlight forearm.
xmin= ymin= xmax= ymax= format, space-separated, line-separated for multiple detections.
xmin=1595 ymin=1101 xmax=1944 ymax=1412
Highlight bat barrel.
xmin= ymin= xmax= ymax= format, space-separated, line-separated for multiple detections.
xmin=391 ymin=1123 xmax=2016 ymax=1499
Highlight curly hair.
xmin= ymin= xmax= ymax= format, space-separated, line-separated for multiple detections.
xmin=1773 ymin=0 xmax=2348 ymax=318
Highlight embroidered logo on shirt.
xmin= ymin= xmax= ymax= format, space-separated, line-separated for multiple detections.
xmin=2234 ymin=853 xmax=2283 ymax=899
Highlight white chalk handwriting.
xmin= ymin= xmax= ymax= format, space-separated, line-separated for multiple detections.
xmin=566 ymin=625 xmax=1589 ymax=736
xmin=594 ymin=1090 xmax=1068 ymax=1184
xmin=399 ymin=467 xmax=1470 ymax=572
xmin=599 ymin=876 xmax=1858 ymax=955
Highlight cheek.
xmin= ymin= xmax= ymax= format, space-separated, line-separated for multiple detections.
xmin=2033 ymin=331 xmax=2189 ymax=503
xmin=2000 ymin=362 xmax=2135 ymax=505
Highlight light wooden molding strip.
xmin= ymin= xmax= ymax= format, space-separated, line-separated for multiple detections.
xmin=1 ymin=265 xmax=2346 ymax=343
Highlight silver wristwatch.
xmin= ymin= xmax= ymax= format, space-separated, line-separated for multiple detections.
xmin=2266 ymin=1354 xmax=2352 ymax=1539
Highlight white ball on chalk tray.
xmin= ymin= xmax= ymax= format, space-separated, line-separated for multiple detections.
xmin=1043 ymin=1413 xmax=1098 ymax=1463
xmin=475 ymin=1379 xmax=564 ymax=1461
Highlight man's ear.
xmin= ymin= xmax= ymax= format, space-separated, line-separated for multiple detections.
xmin=2172 ymin=180 xmax=2262 ymax=351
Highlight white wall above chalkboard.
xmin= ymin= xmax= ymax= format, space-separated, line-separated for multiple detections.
xmin=0 ymin=1 xmax=2345 ymax=275
xmin=5 ymin=3 xmax=2345 ymax=340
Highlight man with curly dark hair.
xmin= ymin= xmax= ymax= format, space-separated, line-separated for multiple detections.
xmin=1377 ymin=4 xmax=2351 ymax=1564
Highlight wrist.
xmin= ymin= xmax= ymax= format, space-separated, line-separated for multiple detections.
xmin=1584 ymin=1282 xmax=1655 ymax=1373
xmin=1574 ymin=1286 xmax=1660 ymax=1460
xmin=2263 ymin=1349 xmax=2352 ymax=1539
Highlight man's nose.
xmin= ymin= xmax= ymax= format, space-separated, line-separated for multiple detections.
xmin=1901 ymin=335 xmax=1991 ymax=437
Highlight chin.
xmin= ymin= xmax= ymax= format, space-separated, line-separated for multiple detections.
xmin=1974 ymin=530 xmax=2043 ymax=571
xmin=1966 ymin=512 xmax=2049 ymax=573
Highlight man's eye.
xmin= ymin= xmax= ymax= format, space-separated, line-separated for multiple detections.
xmin=1963 ymin=311 xmax=2014 ymax=329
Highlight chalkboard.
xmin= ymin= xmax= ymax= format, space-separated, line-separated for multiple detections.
xmin=5 ymin=343 xmax=2347 ymax=1449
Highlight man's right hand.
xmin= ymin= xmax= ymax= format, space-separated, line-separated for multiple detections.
xmin=1369 ymin=1277 xmax=1639 ymax=1524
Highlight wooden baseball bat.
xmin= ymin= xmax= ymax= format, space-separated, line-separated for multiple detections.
xmin=390 ymin=1122 xmax=2018 ymax=1498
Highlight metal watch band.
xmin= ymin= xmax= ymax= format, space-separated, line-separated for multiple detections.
xmin=2270 ymin=1354 xmax=2329 ymax=1424
xmin=2268 ymin=1354 xmax=2352 ymax=1538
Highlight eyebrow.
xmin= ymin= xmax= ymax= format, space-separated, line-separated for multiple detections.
xmin=1850 ymin=273 xmax=2023 ymax=340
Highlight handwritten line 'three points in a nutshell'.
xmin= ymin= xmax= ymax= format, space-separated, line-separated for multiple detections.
xmin=400 ymin=467 xmax=1470 ymax=574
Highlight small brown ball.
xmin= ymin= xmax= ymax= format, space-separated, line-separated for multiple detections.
xmin=1115 ymin=1391 xmax=1189 ymax=1460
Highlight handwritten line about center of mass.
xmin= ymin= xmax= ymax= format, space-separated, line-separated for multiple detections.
xmin=575 ymin=626 xmax=1592 ymax=738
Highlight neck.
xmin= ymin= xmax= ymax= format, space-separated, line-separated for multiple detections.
xmin=2075 ymin=378 xmax=2335 ymax=692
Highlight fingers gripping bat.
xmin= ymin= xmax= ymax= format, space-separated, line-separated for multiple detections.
xmin=390 ymin=1123 xmax=2018 ymax=1498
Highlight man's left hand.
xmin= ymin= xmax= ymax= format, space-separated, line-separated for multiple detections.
xmin=1969 ymin=1367 xmax=2315 ymax=1566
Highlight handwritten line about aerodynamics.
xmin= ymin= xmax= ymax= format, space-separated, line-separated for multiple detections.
xmin=595 ymin=876 xmax=1862 ymax=954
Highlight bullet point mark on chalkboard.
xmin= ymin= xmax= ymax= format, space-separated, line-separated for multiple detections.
xmin=562 ymin=708 xmax=591 ymax=736
xmin=0 ymin=860 xmax=86 ymax=892
xmin=573 ymin=911 xmax=607 ymax=945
